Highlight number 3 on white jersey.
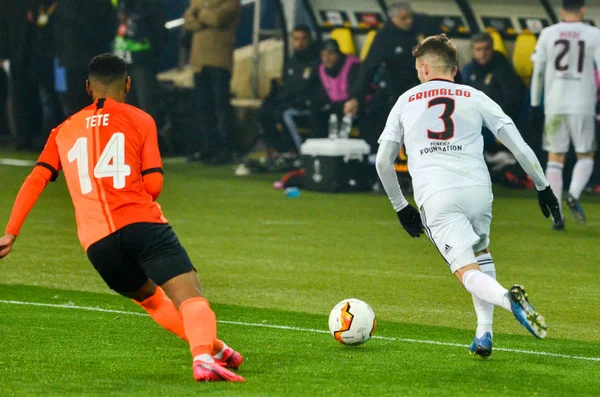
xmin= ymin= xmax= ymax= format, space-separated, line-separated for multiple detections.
xmin=68 ymin=132 xmax=132 ymax=194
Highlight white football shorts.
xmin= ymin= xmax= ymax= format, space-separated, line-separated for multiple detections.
xmin=419 ymin=186 xmax=493 ymax=273
xmin=543 ymin=114 xmax=597 ymax=154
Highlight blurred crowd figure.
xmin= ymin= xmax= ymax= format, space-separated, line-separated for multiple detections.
xmin=55 ymin=0 xmax=116 ymax=113
xmin=114 ymin=0 xmax=168 ymax=120
xmin=256 ymin=1 xmax=425 ymax=165
xmin=0 ymin=0 xmax=116 ymax=150
xmin=258 ymin=25 xmax=320 ymax=160
xmin=343 ymin=1 xmax=420 ymax=118
xmin=462 ymin=32 xmax=525 ymax=149
xmin=184 ymin=0 xmax=241 ymax=165
xmin=311 ymin=39 xmax=361 ymax=137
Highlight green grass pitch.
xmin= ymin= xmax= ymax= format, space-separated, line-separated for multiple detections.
xmin=0 ymin=154 xmax=599 ymax=396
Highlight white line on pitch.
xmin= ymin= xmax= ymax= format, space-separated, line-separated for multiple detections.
xmin=0 ymin=299 xmax=598 ymax=363
xmin=0 ymin=159 xmax=36 ymax=166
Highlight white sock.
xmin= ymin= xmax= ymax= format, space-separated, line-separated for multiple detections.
xmin=569 ymin=157 xmax=594 ymax=200
xmin=472 ymin=254 xmax=496 ymax=338
xmin=462 ymin=269 xmax=511 ymax=312
xmin=213 ymin=343 xmax=228 ymax=359
xmin=546 ymin=161 xmax=564 ymax=214
xmin=193 ymin=353 xmax=214 ymax=363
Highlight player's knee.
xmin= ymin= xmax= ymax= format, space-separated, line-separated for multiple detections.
xmin=450 ymin=249 xmax=479 ymax=283
xmin=548 ymin=152 xmax=566 ymax=163
xmin=576 ymin=152 xmax=595 ymax=160
xmin=161 ymin=271 xmax=204 ymax=309
xmin=130 ymin=279 xmax=157 ymax=302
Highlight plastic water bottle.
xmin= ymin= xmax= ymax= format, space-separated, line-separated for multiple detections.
xmin=285 ymin=187 xmax=301 ymax=198
xmin=339 ymin=114 xmax=353 ymax=139
xmin=328 ymin=114 xmax=339 ymax=140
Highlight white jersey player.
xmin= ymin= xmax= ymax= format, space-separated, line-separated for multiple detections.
xmin=531 ymin=0 xmax=600 ymax=229
xmin=376 ymin=34 xmax=561 ymax=358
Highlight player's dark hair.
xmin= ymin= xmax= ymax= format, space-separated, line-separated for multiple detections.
xmin=293 ymin=25 xmax=312 ymax=37
xmin=412 ymin=34 xmax=458 ymax=72
xmin=88 ymin=53 xmax=128 ymax=86
xmin=563 ymin=0 xmax=585 ymax=12
xmin=471 ymin=32 xmax=493 ymax=47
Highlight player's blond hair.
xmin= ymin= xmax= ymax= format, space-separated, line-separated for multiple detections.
xmin=412 ymin=34 xmax=458 ymax=73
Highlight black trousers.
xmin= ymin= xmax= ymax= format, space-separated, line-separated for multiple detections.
xmin=9 ymin=66 xmax=42 ymax=150
xmin=37 ymin=57 xmax=65 ymax=140
xmin=127 ymin=64 xmax=157 ymax=119
xmin=0 ymin=67 xmax=8 ymax=137
xmin=191 ymin=67 xmax=235 ymax=157
xmin=258 ymin=96 xmax=301 ymax=153
xmin=66 ymin=66 xmax=92 ymax=113
xmin=310 ymin=101 xmax=345 ymax=138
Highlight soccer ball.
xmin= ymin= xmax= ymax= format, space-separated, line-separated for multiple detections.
xmin=328 ymin=298 xmax=376 ymax=346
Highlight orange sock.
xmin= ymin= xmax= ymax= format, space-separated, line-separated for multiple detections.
xmin=212 ymin=339 xmax=225 ymax=356
xmin=179 ymin=297 xmax=216 ymax=358
xmin=134 ymin=286 xmax=188 ymax=341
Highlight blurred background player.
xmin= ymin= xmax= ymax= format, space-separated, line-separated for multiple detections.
xmin=0 ymin=54 xmax=244 ymax=383
xmin=531 ymin=0 xmax=600 ymax=230
xmin=376 ymin=35 xmax=560 ymax=357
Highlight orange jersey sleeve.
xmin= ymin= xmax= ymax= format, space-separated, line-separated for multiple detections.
xmin=36 ymin=127 xmax=63 ymax=180
xmin=141 ymin=117 xmax=163 ymax=176
xmin=5 ymin=129 xmax=62 ymax=236
xmin=140 ymin=115 xmax=163 ymax=199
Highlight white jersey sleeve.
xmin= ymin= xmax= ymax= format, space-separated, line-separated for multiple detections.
xmin=476 ymin=91 xmax=513 ymax=133
xmin=478 ymin=93 xmax=549 ymax=190
xmin=376 ymin=139 xmax=409 ymax=212
xmin=595 ymin=32 xmax=600 ymax=70
xmin=377 ymin=98 xmax=409 ymax=212
xmin=379 ymin=100 xmax=405 ymax=146
xmin=530 ymin=30 xmax=548 ymax=108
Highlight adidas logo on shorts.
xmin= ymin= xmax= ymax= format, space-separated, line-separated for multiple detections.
xmin=444 ymin=244 xmax=453 ymax=254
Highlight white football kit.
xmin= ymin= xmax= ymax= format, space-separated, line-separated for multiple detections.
xmin=531 ymin=21 xmax=600 ymax=153
xmin=377 ymin=79 xmax=549 ymax=272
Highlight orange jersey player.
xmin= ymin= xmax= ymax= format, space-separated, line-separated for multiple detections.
xmin=0 ymin=54 xmax=244 ymax=383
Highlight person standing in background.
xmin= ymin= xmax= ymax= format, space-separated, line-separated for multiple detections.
xmin=0 ymin=0 xmax=43 ymax=150
xmin=114 ymin=0 xmax=168 ymax=118
xmin=33 ymin=1 xmax=65 ymax=143
xmin=0 ymin=63 xmax=7 ymax=138
xmin=184 ymin=0 xmax=241 ymax=165
xmin=344 ymin=1 xmax=420 ymax=117
xmin=54 ymin=0 xmax=116 ymax=113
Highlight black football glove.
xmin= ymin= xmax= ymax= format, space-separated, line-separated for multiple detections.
xmin=397 ymin=204 xmax=424 ymax=238
xmin=537 ymin=186 xmax=561 ymax=222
